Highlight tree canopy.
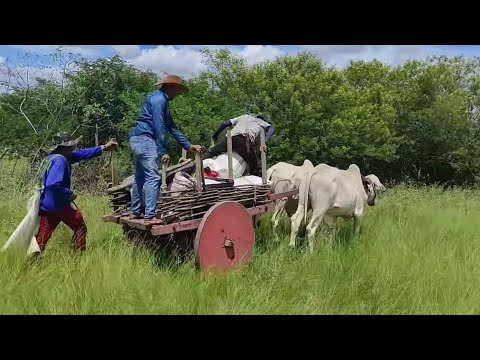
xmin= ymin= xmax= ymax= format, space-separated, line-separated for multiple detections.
xmin=2 ymin=47 xmax=480 ymax=187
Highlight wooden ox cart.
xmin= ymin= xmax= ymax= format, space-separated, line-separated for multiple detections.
xmin=102 ymin=130 xmax=298 ymax=273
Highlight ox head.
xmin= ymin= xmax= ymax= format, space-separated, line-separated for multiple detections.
xmin=362 ymin=174 xmax=385 ymax=206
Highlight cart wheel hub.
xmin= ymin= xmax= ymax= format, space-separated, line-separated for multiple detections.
xmin=223 ymin=239 xmax=234 ymax=248
xmin=194 ymin=201 xmax=255 ymax=273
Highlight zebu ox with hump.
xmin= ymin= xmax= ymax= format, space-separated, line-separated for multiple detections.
xmin=289 ymin=163 xmax=385 ymax=253
xmin=267 ymin=160 xmax=314 ymax=239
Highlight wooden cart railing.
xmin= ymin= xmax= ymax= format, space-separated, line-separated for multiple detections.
xmin=107 ymin=128 xmax=269 ymax=199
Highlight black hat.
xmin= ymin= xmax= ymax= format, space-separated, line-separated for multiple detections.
xmin=48 ymin=132 xmax=82 ymax=153
xmin=256 ymin=113 xmax=272 ymax=123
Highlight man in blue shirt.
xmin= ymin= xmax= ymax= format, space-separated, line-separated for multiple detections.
xmin=35 ymin=132 xmax=117 ymax=253
xmin=129 ymin=75 xmax=202 ymax=224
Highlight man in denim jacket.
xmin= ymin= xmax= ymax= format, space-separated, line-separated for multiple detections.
xmin=129 ymin=75 xmax=202 ymax=225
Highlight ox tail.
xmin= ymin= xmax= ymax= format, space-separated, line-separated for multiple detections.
xmin=266 ymin=165 xmax=276 ymax=193
xmin=303 ymin=169 xmax=315 ymax=223
xmin=266 ymin=164 xmax=277 ymax=181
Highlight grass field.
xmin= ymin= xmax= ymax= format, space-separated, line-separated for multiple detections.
xmin=1 ymin=162 xmax=480 ymax=314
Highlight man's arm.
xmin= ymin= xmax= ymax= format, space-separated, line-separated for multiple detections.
xmin=70 ymin=140 xmax=117 ymax=164
xmin=45 ymin=158 xmax=74 ymax=202
xmin=70 ymin=146 xmax=103 ymax=164
xmin=265 ymin=125 xmax=275 ymax=142
xmin=212 ymin=120 xmax=233 ymax=142
xmin=167 ymin=119 xmax=193 ymax=151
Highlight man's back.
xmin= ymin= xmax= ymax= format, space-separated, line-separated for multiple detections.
xmin=230 ymin=114 xmax=271 ymax=140
xmin=130 ymin=90 xmax=167 ymax=140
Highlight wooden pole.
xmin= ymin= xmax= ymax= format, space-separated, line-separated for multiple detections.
xmin=161 ymin=162 xmax=167 ymax=192
xmin=110 ymin=137 xmax=119 ymax=186
xmin=227 ymin=129 xmax=233 ymax=181
xmin=194 ymin=152 xmax=204 ymax=192
xmin=178 ymin=148 xmax=188 ymax=164
xmin=95 ymin=120 xmax=99 ymax=147
xmin=260 ymin=129 xmax=267 ymax=185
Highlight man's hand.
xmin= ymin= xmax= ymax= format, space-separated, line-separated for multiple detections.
xmin=102 ymin=140 xmax=118 ymax=151
xmin=189 ymin=144 xmax=203 ymax=153
xmin=69 ymin=193 xmax=77 ymax=202
xmin=261 ymin=144 xmax=267 ymax=153
xmin=161 ymin=154 xmax=171 ymax=164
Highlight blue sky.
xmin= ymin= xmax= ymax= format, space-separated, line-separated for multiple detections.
xmin=1 ymin=45 xmax=480 ymax=79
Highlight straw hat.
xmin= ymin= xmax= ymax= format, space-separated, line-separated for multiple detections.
xmin=154 ymin=74 xmax=189 ymax=94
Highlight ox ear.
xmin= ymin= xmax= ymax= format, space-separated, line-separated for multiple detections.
xmin=362 ymin=176 xmax=372 ymax=186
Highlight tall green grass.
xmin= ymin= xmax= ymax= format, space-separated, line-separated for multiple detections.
xmin=1 ymin=159 xmax=480 ymax=314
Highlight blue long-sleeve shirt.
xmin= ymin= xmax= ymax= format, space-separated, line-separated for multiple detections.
xmin=130 ymin=89 xmax=192 ymax=155
xmin=39 ymin=146 xmax=103 ymax=212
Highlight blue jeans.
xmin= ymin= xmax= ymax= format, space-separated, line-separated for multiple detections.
xmin=129 ymin=135 xmax=161 ymax=219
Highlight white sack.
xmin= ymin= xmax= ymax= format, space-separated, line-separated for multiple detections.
xmin=205 ymin=175 xmax=272 ymax=187
xmin=203 ymin=152 xmax=247 ymax=179
xmin=2 ymin=188 xmax=42 ymax=255
xmin=170 ymin=172 xmax=197 ymax=196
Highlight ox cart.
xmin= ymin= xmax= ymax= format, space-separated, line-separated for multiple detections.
xmin=102 ymin=130 xmax=298 ymax=273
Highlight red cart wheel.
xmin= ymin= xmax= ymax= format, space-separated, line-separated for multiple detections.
xmin=194 ymin=201 xmax=255 ymax=273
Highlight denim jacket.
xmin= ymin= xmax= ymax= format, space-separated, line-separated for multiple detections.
xmin=130 ymin=89 xmax=192 ymax=155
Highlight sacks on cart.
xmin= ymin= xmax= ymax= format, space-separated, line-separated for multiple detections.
xmin=166 ymin=173 xmax=271 ymax=194
xmin=168 ymin=171 xmax=197 ymax=196
xmin=205 ymin=175 xmax=272 ymax=187
xmin=203 ymin=152 xmax=247 ymax=179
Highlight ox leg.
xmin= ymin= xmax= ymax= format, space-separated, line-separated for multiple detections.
xmin=289 ymin=209 xmax=304 ymax=248
xmin=323 ymin=214 xmax=337 ymax=245
xmin=271 ymin=200 xmax=286 ymax=242
xmin=353 ymin=216 xmax=362 ymax=238
xmin=306 ymin=210 xmax=326 ymax=254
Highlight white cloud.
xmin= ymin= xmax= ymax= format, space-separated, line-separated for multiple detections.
xmin=237 ymin=45 xmax=285 ymax=65
xmin=127 ymin=46 xmax=207 ymax=78
xmin=121 ymin=45 xmax=287 ymax=77
xmin=111 ymin=45 xmax=141 ymax=59
xmin=8 ymin=45 xmax=104 ymax=57
xmin=297 ymin=45 xmax=437 ymax=67
xmin=4 ymin=45 xmax=469 ymax=86
xmin=180 ymin=45 xmax=229 ymax=51
xmin=0 ymin=57 xmax=77 ymax=94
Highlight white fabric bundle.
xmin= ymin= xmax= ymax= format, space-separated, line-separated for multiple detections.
xmin=169 ymin=172 xmax=197 ymax=196
xmin=203 ymin=152 xmax=247 ymax=179
xmin=2 ymin=188 xmax=42 ymax=255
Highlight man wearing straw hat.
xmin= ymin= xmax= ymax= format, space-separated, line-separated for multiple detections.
xmin=34 ymin=132 xmax=117 ymax=254
xmin=129 ymin=74 xmax=203 ymax=225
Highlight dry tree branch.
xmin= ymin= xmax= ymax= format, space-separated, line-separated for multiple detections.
xmin=18 ymin=86 xmax=38 ymax=134
xmin=0 ymin=58 xmax=39 ymax=134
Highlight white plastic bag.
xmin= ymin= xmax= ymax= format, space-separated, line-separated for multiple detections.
xmin=203 ymin=152 xmax=247 ymax=179
xmin=169 ymin=172 xmax=197 ymax=196
xmin=2 ymin=188 xmax=42 ymax=255
xmin=234 ymin=175 xmax=265 ymax=187
xmin=205 ymin=176 xmax=272 ymax=187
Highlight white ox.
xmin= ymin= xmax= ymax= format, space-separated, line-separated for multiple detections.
xmin=289 ymin=163 xmax=385 ymax=253
xmin=267 ymin=160 xmax=314 ymax=239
